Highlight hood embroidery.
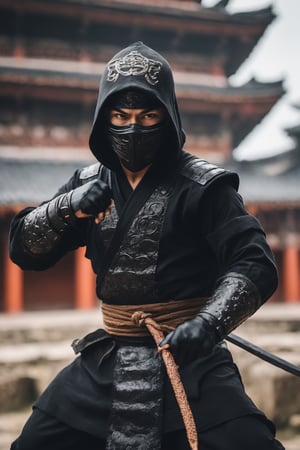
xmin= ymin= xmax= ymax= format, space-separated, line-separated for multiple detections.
xmin=107 ymin=51 xmax=162 ymax=86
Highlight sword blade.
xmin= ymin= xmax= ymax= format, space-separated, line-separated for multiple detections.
xmin=226 ymin=333 xmax=300 ymax=377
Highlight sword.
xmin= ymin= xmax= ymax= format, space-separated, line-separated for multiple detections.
xmin=226 ymin=333 xmax=300 ymax=377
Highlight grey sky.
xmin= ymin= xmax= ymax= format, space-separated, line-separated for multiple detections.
xmin=203 ymin=0 xmax=300 ymax=160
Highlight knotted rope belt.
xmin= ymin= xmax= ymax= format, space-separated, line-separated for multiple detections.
xmin=102 ymin=298 xmax=208 ymax=450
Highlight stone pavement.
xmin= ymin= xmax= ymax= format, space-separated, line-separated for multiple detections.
xmin=0 ymin=304 xmax=299 ymax=449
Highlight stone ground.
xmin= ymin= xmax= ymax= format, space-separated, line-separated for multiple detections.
xmin=0 ymin=304 xmax=300 ymax=449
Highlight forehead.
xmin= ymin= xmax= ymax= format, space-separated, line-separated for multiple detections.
xmin=105 ymin=89 xmax=161 ymax=110
xmin=109 ymin=107 xmax=163 ymax=113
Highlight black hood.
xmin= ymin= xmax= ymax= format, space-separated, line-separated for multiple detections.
xmin=89 ymin=41 xmax=185 ymax=171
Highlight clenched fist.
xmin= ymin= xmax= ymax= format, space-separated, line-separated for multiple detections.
xmin=71 ymin=179 xmax=113 ymax=222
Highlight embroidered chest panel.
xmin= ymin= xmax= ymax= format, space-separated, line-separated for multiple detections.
xmin=98 ymin=183 xmax=172 ymax=304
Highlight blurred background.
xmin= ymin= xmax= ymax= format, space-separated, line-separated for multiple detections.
xmin=0 ymin=0 xmax=299 ymax=448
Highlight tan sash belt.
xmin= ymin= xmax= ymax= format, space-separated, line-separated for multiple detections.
xmin=101 ymin=297 xmax=208 ymax=337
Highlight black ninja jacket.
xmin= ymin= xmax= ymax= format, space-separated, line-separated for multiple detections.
xmin=9 ymin=41 xmax=278 ymax=306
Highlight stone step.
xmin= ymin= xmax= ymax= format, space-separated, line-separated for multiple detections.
xmin=0 ymin=308 xmax=102 ymax=344
xmin=0 ymin=332 xmax=298 ymax=366
xmin=0 ymin=340 xmax=73 ymax=365
xmin=237 ymin=303 xmax=300 ymax=334
xmin=0 ymin=304 xmax=299 ymax=345
xmin=228 ymin=343 xmax=300 ymax=428
xmin=230 ymin=331 xmax=300 ymax=353
xmin=0 ymin=341 xmax=74 ymax=414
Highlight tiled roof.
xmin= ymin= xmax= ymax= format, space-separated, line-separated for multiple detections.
xmin=0 ymin=158 xmax=91 ymax=206
xmin=1 ymin=156 xmax=300 ymax=206
xmin=0 ymin=58 xmax=284 ymax=100
xmin=232 ymin=164 xmax=300 ymax=203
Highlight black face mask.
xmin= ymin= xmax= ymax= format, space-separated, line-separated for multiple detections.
xmin=108 ymin=122 xmax=165 ymax=172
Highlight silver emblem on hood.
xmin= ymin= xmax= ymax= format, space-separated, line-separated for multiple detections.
xmin=107 ymin=51 xmax=162 ymax=86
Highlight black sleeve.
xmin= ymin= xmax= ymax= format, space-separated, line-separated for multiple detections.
xmin=9 ymin=170 xmax=90 ymax=271
xmin=204 ymin=184 xmax=278 ymax=303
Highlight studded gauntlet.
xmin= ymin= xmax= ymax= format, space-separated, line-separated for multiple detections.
xmin=22 ymin=179 xmax=112 ymax=255
xmin=199 ymin=272 xmax=261 ymax=341
xmin=22 ymin=192 xmax=77 ymax=255
xmin=160 ymin=272 xmax=260 ymax=366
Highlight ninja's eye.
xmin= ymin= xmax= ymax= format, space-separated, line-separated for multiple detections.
xmin=115 ymin=113 xmax=127 ymax=119
xmin=110 ymin=111 xmax=129 ymax=122
xmin=142 ymin=109 xmax=165 ymax=123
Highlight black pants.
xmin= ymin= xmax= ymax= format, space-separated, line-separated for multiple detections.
xmin=11 ymin=407 xmax=285 ymax=450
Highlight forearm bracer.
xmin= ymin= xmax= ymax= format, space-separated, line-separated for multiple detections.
xmin=22 ymin=192 xmax=76 ymax=254
xmin=200 ymin=272 xmax=261 ymax=340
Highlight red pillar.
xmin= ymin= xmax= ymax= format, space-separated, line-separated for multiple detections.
xmin=74 ymin=247 xmax=96 ymax=309
xmin=247 ymin=204 xmax=258 ymax=216
xmin=4 ymin=244 xmax=24 ymax=313
xmin=283 ymin=245 xmax=300 ymax=303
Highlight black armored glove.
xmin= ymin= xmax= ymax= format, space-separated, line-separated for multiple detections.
xmin=70 ymin=179 xmax=112 ymax=216
xmin=160 ymin=273 xmax=261 ymax=366
xmin=160 ymin=314 xmax=220 ymax=366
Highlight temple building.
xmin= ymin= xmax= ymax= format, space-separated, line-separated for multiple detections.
xmin=0 ymin=0 xmax=299 ymax=312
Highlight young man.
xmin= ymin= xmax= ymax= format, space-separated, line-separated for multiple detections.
xmin=9 ymin=42 xmax=284 ymax=449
